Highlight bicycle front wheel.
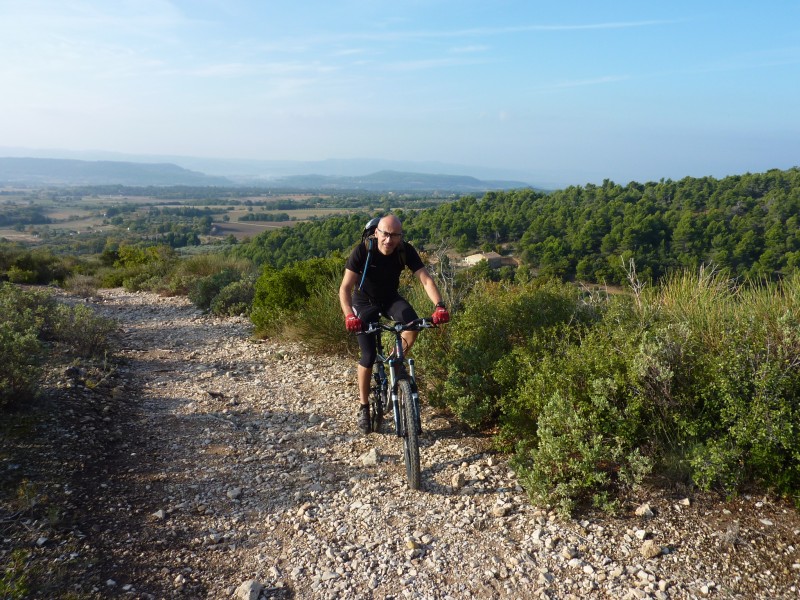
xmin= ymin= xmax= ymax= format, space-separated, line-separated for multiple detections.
xmin=397 ymin=378 xmax=421 ymax=490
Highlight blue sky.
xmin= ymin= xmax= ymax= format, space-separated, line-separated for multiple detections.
xmin=1 ymin=1 xmax=798 ymax=187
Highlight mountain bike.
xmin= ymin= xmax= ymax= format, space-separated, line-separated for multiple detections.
xmin=360 ymin=317 xmax=436 ymax=490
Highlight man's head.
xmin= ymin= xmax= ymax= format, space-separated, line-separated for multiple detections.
xmin=375 ymin=215 xmax=403 ymax=256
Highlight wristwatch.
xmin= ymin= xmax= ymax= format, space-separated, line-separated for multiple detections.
xmin=435 ymin=301 xmax=446 ymax=309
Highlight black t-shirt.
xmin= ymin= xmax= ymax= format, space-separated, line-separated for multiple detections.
xmin=345 ymin=240 xmax=425 ymax=302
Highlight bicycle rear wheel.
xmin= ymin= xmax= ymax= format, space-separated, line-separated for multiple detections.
xmin=397 ymin=378 xmax=421 ymax=490
xmin=369 ymin=373 xmax=384 ymax=433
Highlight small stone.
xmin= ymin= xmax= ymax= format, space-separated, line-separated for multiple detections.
xmin=561 ymin=546 xmax=579 ymax=559
xmin=361 ymin=448 xmax=380 ymax=466
xmin=568 ymin=558 xmax=585 ymax=569
xmin=106 ymin=579 xmax=117 ymax=587
xmin=234 ymin=579 xmax=264 ymax=600
xmin=227 ymin=487 xmax=242 ymax=500
xmin=492 ymin=504 xmax=510 ymax=517
xmin=635 ymin=503 xmax=655 ymax=518
xmin=452 ymin=472 xmax=466 ymax=489
xmin=759 ymin=518 xmax=774 ymax=526
xmin=678 ymin=498 xmax=691 ymax=506
xmin=152 ymin=509 xmax=166 ymax=520
xmin=640 ymin=539 xmax=662 ymax=559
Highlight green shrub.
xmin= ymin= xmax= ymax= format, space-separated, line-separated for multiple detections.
xmin=0 ymin=323 xmax=42 ymax=407
xmin=0 ymin=549 xmax=30 ymax=599
xmin=679 ymin=274 xmax=800 ymax=497
xmin=188 ymin=268 xmax=242 ymax=311
xmin=109 ymin=244 xmax=178 ymax=292
xmin=426 ymin=279 xmax=591 ymax=427
xmin=0 ymin=246 xmax=73 ymax=285
xmin=6 ymin=266 xmax=37 ymax=284
xmin=63 ymin=273 xmax=100 ymax=298
xmin=509 ymin=304 xmax=653 ymax=515
xmin=251 ymin=256 xmax=345 ymax=337
xmin=210 ymin=278 xmax=255 ymax=317
xmin=509 ymin=270 xmax=800 ymax=513
xmin=283 ymin=271 xmax=357 ymax=355
xmin=164 ymin=253 xmax=253 ymax=296
xmin=49 ymin=303 xmax=117 ymax=357
xmin=0 ymin=283 xmax=61 ymax=340
xmin=0 ymin=283 xmax=117 ymax=408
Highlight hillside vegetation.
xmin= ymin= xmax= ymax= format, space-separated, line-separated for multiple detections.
xmin=235 ymin=167 xmax=800 ymax=282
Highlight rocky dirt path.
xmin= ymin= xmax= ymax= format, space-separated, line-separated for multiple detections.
xmin=5 ymin=288 xmax=799 ymax=599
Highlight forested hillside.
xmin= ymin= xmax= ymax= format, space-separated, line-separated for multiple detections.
xmin=235 ymin=168 xmax=800 ymax=283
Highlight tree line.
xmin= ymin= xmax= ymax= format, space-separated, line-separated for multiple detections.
xmin=233 ymin=168 xmax=800 ymax=283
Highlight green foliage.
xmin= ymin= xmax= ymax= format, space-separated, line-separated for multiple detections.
xmin=188 ymin=268 xmax=243 ymax=311
xmin=233 ymin=213 xmax=368 ymax=268
xmin=210 ymin=278 xmax=255 ymax=317
xmin=0 ymin=322 xmax=42 ymax=406
xmin=161 ymin=252 xmax=253 ymax=297
xmin=98 ymin=243 xmax=179 ymax=291
xmin=0 ymin=283 xmax=117 ymax=409
xmin=411 ymin=268 xmax=800 ymax=514
xmin=0 ymin=243 xmax=75 ymax=285
xmin=282 ymin=270 xmax=357 ymax=355
xmin=251 ymin=255 xmax=346 ymax=337
xmin=63 ymin=273 xmax=100 ymax=298
xmin=48 ymin=303 xmax=116 ymax=357
xmin=0 ymin=549 xmax=30 ymax=599
xmin=422 ymin=279 xmax=590 ymax=427
xmin=508 ymin=301 xmax=653 ymax=514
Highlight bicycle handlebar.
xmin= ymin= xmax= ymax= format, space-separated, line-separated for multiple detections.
xmin=359 ymin=316 xmax=437 ymax=336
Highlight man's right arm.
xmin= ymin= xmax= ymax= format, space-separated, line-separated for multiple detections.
xmin=339 ymin=268 xmax=360 ymax=316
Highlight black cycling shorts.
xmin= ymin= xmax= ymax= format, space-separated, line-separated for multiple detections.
xmin=353 ymin=296 xmax=418 ymax=368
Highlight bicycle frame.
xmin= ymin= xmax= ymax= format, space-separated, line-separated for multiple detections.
xmin=362 ymin=317 xmax=433 ymax=436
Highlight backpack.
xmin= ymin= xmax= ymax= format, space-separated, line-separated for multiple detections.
xmin=358 ymin=217 xmax=406 ymax=291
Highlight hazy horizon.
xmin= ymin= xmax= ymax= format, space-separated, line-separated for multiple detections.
xmin=1 ymin=1 xmax=799 ymax=188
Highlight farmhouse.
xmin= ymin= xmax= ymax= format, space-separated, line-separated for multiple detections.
xmin=463 ymin=251 xmax=503 ymax=268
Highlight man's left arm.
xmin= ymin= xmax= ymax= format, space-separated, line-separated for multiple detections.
xmin=413 ymin=267 xmax=443 ymax=306
xmin=415 ymin=268 xmax=449 ymax=324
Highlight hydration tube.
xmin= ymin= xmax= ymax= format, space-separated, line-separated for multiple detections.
xmin=358 ymin=237 xmax=373 ymax=291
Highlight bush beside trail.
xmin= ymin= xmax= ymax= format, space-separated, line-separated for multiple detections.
xmin=0 ymin=283 xmax=116 ymax=409
xmin=414 ymin=271 xmax=800 ymax=514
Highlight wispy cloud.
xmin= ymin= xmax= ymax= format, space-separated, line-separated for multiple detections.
xmin=321 ymin=19 xmax=675 ymax=44
xmin=533 ymin=75 xmax=631 ymax=92
xmin=449 ymin=45 xmax=490 ymax=54
xmin=386 ymin=56 xmax=490 ymax=72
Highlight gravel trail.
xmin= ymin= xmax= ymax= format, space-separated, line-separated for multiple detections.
xmin=11 ymin=288 xmax=798 ymax=599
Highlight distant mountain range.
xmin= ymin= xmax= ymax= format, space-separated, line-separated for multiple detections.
xmin=0 ymin=156 xmax=534 ymax=191
xmin=0 ymin=157 xmax=231 ymax=187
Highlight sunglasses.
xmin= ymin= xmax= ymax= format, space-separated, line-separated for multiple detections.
xmin=376 ymin=228 xmax=403 ymax=240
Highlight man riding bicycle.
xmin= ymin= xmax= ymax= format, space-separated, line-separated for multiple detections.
xmin=339 ymin=214 xmax=450 ymax=434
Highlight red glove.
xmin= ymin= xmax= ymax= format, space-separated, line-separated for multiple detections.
xmin=432 ymin=304 xmax=449 ymax=325
xmin=345 ymin=313 xmax=362 ymax=332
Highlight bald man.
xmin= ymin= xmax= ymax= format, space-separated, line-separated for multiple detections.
xmin=339 ymin=214 xmax=449 ymax=434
